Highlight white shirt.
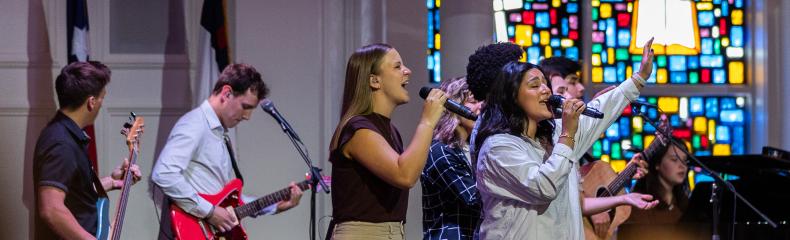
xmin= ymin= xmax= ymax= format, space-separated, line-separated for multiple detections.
xmin=152 ymin=100 xmax=275 ymax=218
xmin=476 ymin=78 xmax=641 ymax=240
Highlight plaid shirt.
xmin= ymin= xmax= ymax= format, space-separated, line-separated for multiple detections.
xmin=421 ymin=141 xmax=482 ymax=240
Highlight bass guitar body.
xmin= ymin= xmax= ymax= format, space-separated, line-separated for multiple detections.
xmin=95 ymin=197 xmax=111 ymax=240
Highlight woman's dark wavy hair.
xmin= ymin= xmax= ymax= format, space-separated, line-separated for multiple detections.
xmin=474 ymin=61 xmax=555 ymax=159
xmin=633 ymin=137 xmax=691 ymax=211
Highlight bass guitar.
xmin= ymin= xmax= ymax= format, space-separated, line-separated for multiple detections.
xmin=96 ymin=112 xmax=144 ymax=239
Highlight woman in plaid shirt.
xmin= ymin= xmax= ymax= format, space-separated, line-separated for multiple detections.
xmin=421 ymin=76 xmax=484 ymax=240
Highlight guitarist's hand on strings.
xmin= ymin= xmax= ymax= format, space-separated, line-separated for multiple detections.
xmin=631 ymin=115 xmax=670 ymax=180
xmin=275 ymin=182 xmax=304 ymax=213
xmin=590 ymin=212 xmax=612 ymax=238
xmin=207 ymin=206 xmax=238 ymax=232
xmin=102 ymin=158 xmax=142 ymax=191
xmin=629 ymin=153 xmax=649 ymax=180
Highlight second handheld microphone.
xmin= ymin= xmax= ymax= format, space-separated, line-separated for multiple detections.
xmin=419 ymin=87 xmax=478 ymax=121
xmin=547 ymin=95 xmax=604 ymax=119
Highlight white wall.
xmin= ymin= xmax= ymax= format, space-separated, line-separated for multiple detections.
xmin=2 ymin=0 xmax=790 ymax=239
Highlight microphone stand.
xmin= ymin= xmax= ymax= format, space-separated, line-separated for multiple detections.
xmin=269 ymin=110 xmax=330 ymax=240
xmin=632 ymin=106 xmax=777 ymax=240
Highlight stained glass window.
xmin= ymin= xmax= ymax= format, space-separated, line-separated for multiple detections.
xmin=427 ymin=0 xmax=441 ymax=83
xmin=468 ymin=0 xmax=751 ymax=187
xmin=592 ymin=96 xmax=748 ymax=185
xmin=590 ymin=0 xmax=746 ymax=84
xmin=493 ymin=0 xmax=582 ymax=64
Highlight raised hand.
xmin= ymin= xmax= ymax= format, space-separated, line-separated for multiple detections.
xmin=637 ymin=37 xmax=655 ymax=81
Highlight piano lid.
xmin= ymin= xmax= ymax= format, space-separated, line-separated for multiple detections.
xmin=693 ymin=147 xmax=790 ymax=177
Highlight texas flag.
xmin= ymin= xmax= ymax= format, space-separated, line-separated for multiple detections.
xmin=67 ymin=0 xmax=98 ymax=170
xmin=67 ymin=0 xmax=89 ymax=63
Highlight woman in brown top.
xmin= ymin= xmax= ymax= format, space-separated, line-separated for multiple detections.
xmin=327 ymin=43 xmax=447 ymax=240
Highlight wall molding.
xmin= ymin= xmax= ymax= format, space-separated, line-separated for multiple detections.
xmin=0 ymin=108 xmax=56 ymax=117
xmin=105 ymin=107 xmax=190 ymax=117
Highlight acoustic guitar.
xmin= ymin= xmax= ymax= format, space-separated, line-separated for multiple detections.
xmin=581 ymin=117 xmax=670 ymax=240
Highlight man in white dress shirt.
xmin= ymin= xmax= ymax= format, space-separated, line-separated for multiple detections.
xmin=152 ymin=63 xmax=303 ymax=235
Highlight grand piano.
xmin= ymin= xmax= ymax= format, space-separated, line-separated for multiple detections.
xmin=619 ymin=147 xmax=790 ymax=240
xmin=679 ymin=146 xmax=790 ymax=240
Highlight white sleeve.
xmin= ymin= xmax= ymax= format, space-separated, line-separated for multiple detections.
xmin=151 ymin=119 xmax=215 ymax=218
xmin=557 ymin=77 xmax=642 ymax=161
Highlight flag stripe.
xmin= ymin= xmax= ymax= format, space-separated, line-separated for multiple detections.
xmin=201 ymin=0 xmax=230 ymax=71
xmin=67 ymin=0 xmax=98 ymax=172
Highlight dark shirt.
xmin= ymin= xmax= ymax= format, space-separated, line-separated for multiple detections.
xmin=421 ymin=141 xmax=482 ymax=240
xmin=330 ymin=113 xmax=408 ymax=223
xmin=34 ymin=111 xmax=100 ymax=239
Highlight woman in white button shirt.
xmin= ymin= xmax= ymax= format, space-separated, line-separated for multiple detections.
xmin=474 ymin=39 xmax=658 ymax=240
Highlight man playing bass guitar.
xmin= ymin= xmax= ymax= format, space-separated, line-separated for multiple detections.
xmin=34 ymin=61 xmax=143 ymax=239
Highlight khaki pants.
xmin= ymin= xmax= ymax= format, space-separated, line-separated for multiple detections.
xmin=330 ymin=221 xmax=405 ymax=240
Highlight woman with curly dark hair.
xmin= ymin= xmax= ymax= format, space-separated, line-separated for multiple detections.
xmin=465 ymin=42 xmax=524 ymax=168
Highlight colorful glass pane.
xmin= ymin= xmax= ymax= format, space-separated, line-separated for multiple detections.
xmin=590 ymin=0 xmax=745 ymax=85
xmin=494 ymin=0 xmax=581 ymax=64
xmin=427 ymin=0 xmax=441 ymax=83
xmin=592 ymin=96 xmax=748 ymax=184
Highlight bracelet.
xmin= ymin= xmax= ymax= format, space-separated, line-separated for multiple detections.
xmin=632 ymin=74 xmax=646 ymax=87
xmin=559 ymin=132 xmax=575 ymax=144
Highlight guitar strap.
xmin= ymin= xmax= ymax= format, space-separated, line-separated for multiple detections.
xmin=223 ymin=134 xmax=244 ymax=184
xmin=89 ymin=168 xmax=109 ymax=197
xmin=76 ymin=127 xmax=109 ymax=198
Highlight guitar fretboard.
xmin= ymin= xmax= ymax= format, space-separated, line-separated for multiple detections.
xmin=600 ymin=162 xmax=637 ymax=197
xmin=234 ymin=180 xmax=311 ymax=220
xmin=111 ymin=144 xmax=138 ymax=240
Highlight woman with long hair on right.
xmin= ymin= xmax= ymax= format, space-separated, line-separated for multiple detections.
xmin=326 ymin=43 xmax=447 ymax=240
xmin=474 ymin=38 xmax=657 ymax=240
xmin=619 ymin=116 xmax=695 ymax=240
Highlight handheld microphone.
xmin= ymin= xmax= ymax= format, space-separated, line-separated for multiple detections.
xmin=419 ymin=87 xmax=478 ymax=121
xmin=260 ymin=99 xmax=301 ymax=141
xmin=547 ymin=95 xmax=604 ymax=119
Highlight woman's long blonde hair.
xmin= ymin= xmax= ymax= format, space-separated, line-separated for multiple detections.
xmin=329 ymin=43 xmax=393 ymax=151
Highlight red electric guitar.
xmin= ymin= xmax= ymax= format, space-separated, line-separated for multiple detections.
xmin=169 ymin=175 xmax=330 ymax=240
